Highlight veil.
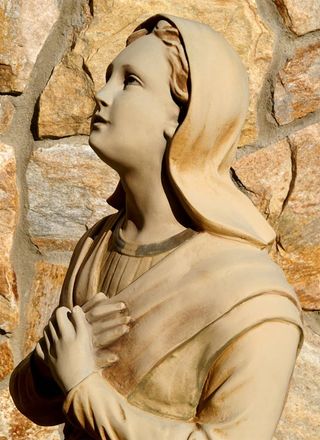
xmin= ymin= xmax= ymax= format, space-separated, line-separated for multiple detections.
xmin=108 ymin=14 xmax=275 ymax=249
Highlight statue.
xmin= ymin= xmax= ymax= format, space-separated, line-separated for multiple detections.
xmin=10 ymin=14 xmax=303 ymax=440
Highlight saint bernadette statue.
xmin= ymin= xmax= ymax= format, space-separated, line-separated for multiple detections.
xmin=10 ymin=14 xmax=303 ymax=440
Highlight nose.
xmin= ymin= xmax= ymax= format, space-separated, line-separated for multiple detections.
xmin=95 ymin=84 xmax=113 ymax=110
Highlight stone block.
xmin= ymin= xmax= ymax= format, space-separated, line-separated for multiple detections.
xmin=0 ymin=0 xmax=60 ymax=93
xmin=274 ymin=0 xmax=320 ymax=35
xmin=0 ymin=388 xmax=61 ymax=440
xmin=24 ymin=261 xmax=68 ymax=355
xmin=274 ymin=42 xmax=320 ymax=125
xmin=274 ymin=318 xmax=320 ymax=439
xmin=0 ymin=97 xmax=14 ymax=134
xmin=27 ymin=140 xmax=117 ymax=253
xmin=0 ymin=143 xmax=18 ymax=333
xmin=273 ymin=123 xmax=320 ymax=310
xmin=0 ymin=341 xmax=14 ymax=381
xmin=234 ymin=139 xmax=292 ymax=229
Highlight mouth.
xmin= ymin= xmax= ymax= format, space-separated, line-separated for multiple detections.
xmin=92 ymin=114 xmax=109 ymax=125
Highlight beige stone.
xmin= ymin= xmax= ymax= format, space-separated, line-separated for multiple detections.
xmin=233 ymin=139 xmax=292 ymax=229
xmin=272 ymin=123 xmax=320 ymax=310
xmin=274 ymin=318 xmax=320 ymax=439
xmin=27 ymin=141 xmax=117 ymax=253
xmin=274 ymin=0 xmax=320 ymax=35
xmin=0 ymin=97 xmax=14 ymax=134
xmin=0 ymin=341 xmax=14 ymax=380
xmin=38 ymin=0 xmax=274 ymax=145
xmin=0 ymin=0 xmax=60 ymax=93
xmin=24 ymin=261 xmax=68 ymax=355
xmin=38 ymin=53 xmax=96 ymax=138
xmin=274 ymin=42 xmax=320 ymax=125
xmin=0 ymin=388 xmax=60 ymax=440
xmin=0 ymin=143 xmax=18 ymax=333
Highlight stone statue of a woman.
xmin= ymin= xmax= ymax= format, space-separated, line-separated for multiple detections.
xmin=10 ymin=14 xmax=303 ymax=440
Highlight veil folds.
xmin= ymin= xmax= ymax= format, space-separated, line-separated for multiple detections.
xmin=108 ymin=14 xmax=275 ymax=248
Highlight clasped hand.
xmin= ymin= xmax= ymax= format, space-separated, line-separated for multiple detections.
xmin=35 ymin=292 xmax=131 ymax=394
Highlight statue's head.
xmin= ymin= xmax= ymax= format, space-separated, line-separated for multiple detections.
xmin=89 ymin=20 xmax=189 ymax=174
xmin=90 ymin=14 xmax=275 ymax=248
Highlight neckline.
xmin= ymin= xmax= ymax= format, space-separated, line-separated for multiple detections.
xmin=111 ymin=215 xmax=197 ymax=257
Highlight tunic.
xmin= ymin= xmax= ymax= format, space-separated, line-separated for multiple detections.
xmin=10 ymin=213 xmax=304 ymax=440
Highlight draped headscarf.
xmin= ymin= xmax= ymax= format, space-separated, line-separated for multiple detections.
xmin=108 ymin=14 xmax=275 ymax=248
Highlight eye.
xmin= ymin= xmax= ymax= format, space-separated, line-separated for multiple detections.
xmin=123 ymin=73 xmax=140 ymax=89
xmin=105 ymin=64 xmax=113 ymax=83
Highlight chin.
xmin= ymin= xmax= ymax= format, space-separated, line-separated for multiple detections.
xmin=89 ymin=134 xmax=109 ymax=163
xmin=88 ymin=136 xmax=123 ymax=172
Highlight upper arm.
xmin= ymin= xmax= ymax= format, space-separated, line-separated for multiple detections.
xmin=198 ymin=321 xmax=301 ymax=440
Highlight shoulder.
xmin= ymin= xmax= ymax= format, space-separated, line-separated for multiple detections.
xmin=198 ymin=320 xmax=301 ymax=438
xmin=85 ymin=212 xmax=121 ymax=241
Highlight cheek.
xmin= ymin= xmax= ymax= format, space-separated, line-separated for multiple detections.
xmin=111 ymin=91 xmax=166 ymax=133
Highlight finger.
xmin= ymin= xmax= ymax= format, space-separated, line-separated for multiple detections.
xmin=70 ymin=306 xmax=88 ymax=336
xmin=48 ymin=320 xmax=58 ymax=342
xmin=35 ymin=342 xmax=45 ymax=361
xmin=48 ymin=314 xmax=61 ymax=339
xmin=55 ymin=307 xmax=75 ymax=339
xmin=96 ymin=349 xmax=119 ymax=365
xmin=43 ymin=329 xmax=51 ymax=354
xmin=38 ymin=337 xmax=49 ymax=358
xmin=82 ymin=292 xmax=107 ymax=313
xmin=92 ymin=315 xmax=133 ymax=335
xmin=55 ymin=306 xmax=71 ymax=328
xmin=86 ymin=302 xmax=127 ymax=323
xmin=43 ymin=323 xmax=55 ymax=347
xmin=94 ymin=325 xmax=129 ymax=349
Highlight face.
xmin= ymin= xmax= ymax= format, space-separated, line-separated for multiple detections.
xmin=89 ymin=34 xmax=180 ymax=174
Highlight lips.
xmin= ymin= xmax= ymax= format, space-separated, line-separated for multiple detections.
xmin=92 ymin=114 xmax=109 ymax=124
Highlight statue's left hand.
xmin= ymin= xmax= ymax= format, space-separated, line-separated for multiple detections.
xmin=36 ymin=306 xmax=97 ymax=394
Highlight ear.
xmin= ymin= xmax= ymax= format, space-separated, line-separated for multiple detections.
xmin=164 ymin=120 xmax=179 ymax=140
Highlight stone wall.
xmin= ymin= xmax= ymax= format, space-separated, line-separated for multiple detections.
xmin=0 ymin=0 xmax=319 ymax=438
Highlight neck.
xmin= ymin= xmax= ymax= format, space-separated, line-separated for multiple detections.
xmin=119 ymin=166 xmax=186 ymax=244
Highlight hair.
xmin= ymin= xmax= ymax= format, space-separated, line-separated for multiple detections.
xmin=126 ymin=20 xmax=190 ymax=123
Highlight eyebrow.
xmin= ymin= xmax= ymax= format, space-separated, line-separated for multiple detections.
xmin=105 ymin=62 xmax=140 ymax=81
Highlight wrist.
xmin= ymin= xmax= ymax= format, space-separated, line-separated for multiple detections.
xmin=63 ymin=368 xmax=100 ymax=394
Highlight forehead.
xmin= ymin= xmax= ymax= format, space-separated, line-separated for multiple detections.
xmin=112 ymin=34 xmax=169 ymax=74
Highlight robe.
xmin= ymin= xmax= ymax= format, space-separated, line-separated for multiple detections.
xmin=10 ymin=212 xmax=304 ymax=440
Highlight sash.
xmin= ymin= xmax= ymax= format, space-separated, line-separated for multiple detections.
xmin=60 ymin=214 xmax=304 ymax=398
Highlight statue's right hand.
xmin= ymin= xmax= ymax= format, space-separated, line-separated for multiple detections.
xmin=82 ymin=292 xmax=132 ymax=351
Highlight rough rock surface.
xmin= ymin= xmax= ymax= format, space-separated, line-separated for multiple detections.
xmin=274 ymin=42 xmax=320 ymax=125
xmin=27 ymin=140 xmax=118 ymax=253
xmin=38 ymin=0 xmax=274 ymax=145
xmin=0 ymin=388 xmax=61 ymax=440
xmin=272 ymin=123 xmax=320 ymax=310
xmin=0 ymin=0 xmax=60 ymax=93
xmin=274 ymin=0 xmax=320 ymax=35
xmin=274 ymin=313 xmax=320 ymax=439
xmin=24 ymin=261 xmax=68 ymax=355
xmin=233 ymin=139 xmax=292 ymax=229
xmin=0 ymin=143 xmax=19 ymax=333
xmin=0 ymin=340 xmax=14 ymax=381
xmin=38 ymin=53 xmax=96 ymax=138
xmin=0 ymin=97 xmax=14 ymax=134
xmin=234 ymin=123 xmax=320 ymax=310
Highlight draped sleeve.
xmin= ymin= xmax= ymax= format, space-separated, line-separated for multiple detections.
xmin=197 ymin=320 xmax=301 ymax=439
